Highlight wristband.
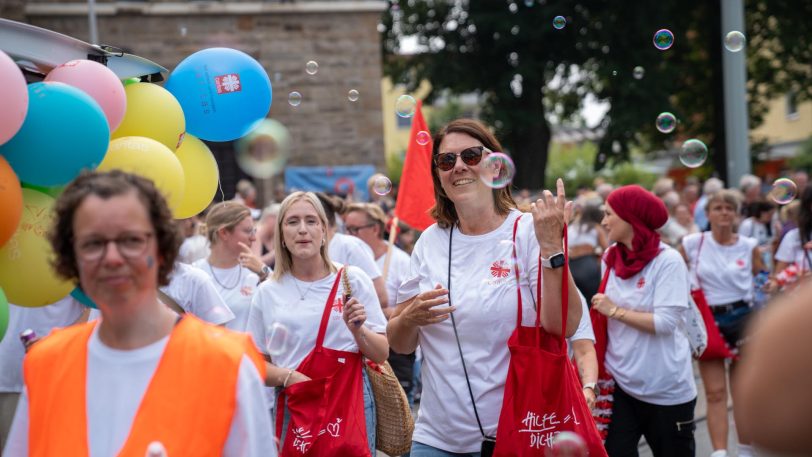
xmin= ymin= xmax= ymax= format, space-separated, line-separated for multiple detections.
xmin=282 ymin=369 xmax=294 ymax=388
xmin=608 ymin=306 xmax=618 ymax=318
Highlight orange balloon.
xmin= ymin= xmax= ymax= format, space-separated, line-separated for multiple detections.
xmin=0 ymin=157 xmax=23 ymax=248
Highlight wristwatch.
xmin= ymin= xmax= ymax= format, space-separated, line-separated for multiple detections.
xmin=582 ymin=382 xmax=598 ymax=395
xmin=260 ymin=265 xmax=272 ymax=280
xmin=540 ymin=252 xmax=566 ymax=269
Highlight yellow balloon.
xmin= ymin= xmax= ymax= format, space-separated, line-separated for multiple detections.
xmin=174 ymin=135 xmax=220 ymax=219
xmin=111 ymin=83 xmax=186 ymax=151
xmin=0 ymin=189 xmax=72 ymax=307
xmin=98 ymin=137 xmax=185 ymax=212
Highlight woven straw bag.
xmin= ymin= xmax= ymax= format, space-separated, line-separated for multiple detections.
xmin=365 ymin=359 xmax=414 ymax=456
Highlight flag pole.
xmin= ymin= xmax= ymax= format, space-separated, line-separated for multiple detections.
xmin=381 ymin=216 xmax=399 ymax=284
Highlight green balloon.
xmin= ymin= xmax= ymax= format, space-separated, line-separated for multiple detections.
xmin=122 ymin=77 xmax=141 ymax=87
xmin=20 ymin=181 xmax=64 ymax=198
xmin=0 ymin=288 xmax=8 ymax=342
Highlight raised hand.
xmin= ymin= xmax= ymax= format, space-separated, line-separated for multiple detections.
xmin=531 ymin=178 xmax=573 ymax=255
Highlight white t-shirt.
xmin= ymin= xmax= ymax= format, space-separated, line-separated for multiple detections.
xmin=192 ymin=260 xmax=260 ymax=332
xmin=775 ymin=228 xmax=812 ymax=272
xmin=603 ymin=244 xmax=697 ymax=405
xmin=162 ymin=263 xmax=235 ymax=325
xmin=247 ymin=265 xmax=387 ymax=370
xmin=328 ymin=233 xmax=382 ymax=280
xmin=0 ymin=297 xmax=84 ymax=393
xmin=567 ymin=224 xmax=598 ymax=248
xmin=682 ymin=232 xmax=757 ymax=305
xmin=178 ymin=234 xmax=210 ymax=265
xmin=375 ymin=243 xmax=411 ymax=309
xmin=397 ymin=210 xmax=587 ymax=453
xmin=738 ymin=218 xmax=771 ymax=247
xmin=3 ymin=324 xmax=276 ymax=457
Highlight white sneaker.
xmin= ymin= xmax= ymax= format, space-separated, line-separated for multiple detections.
xmin=710 ymin=450 xmax=728 ymax=457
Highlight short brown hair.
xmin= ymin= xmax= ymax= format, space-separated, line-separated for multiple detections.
xmin=430 ymin=119 xmax=517 ymax=228
xmin=49 ymin=170 xmax=181 ymax=286
xmin=205 ymin=201 xmax=252 ymax=245
xmin=705 ymin=189 xmax=742 ymax=215
xmin=345 ymin=203 xmax=387 ymax=239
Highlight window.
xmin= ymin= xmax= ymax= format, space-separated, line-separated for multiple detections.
xmin=786 ymin=91 xmax=799 ymax=120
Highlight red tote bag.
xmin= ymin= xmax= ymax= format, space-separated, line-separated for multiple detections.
xmin=691 ymin=234 xmax=736 ymax=361
xmin=494 ymin=224 xmax=607 ymax=456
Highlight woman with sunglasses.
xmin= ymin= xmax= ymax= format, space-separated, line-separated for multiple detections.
xmin=247 ymin=191 xmax=388 ymax=456
xmin=4 ymin=170 xmax=275 ymax=456
xmin=387 ymin=119 xmax=583 ymax=456
xmin=193 ymin=202 xmax=268 ymax=332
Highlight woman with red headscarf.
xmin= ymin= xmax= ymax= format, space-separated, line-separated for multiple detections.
xmin=590 ymin=185 xmax=697 ymax=456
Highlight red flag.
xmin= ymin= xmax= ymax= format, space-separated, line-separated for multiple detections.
xmin=395 ymin=100 xmax=436 ymax=231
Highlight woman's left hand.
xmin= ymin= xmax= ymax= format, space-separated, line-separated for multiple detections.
xmin=238 ymin=242 xmax=265 ymax=276
xmin=531 ymin=178 xmax=574 ymax=254
xmin=591 ymin=293 xmax=616 ymax=317
xmin=342 ymin=297 xmax=366 ymax=333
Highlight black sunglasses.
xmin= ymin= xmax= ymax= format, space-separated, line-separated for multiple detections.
xmin=433 ymin=146 xmax=488 ymax=171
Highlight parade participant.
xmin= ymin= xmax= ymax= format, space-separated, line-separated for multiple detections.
xmin=567 ymin=201 xmax=607 ymax=303
xmin=772 ymin=185 xmax=812 ymax=287
xmin=254 ymin=203 xmax=281 ymax=269
xmin=590 ymin=185 xmax=697 ymax=456
xmin=194 ymin=202 xmax=268 ymax=331
xmin=387 ymin=119 xmax=582 ymax=455
xmin=176 ymin=215 xmax=209 ymax=264
xmin=316 ymin=192 xmax=390 ymax=310
xmin=247 ymin=191 xmax=388 ymax=456
xmin=3 ymin=170 xmax=275 ymax=457
xmin=680 ymin=190 xmax=763 ymax=457
xmin=344 ymin=202 xmax=414 ymax=397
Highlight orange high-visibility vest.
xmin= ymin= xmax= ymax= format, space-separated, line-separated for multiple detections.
xmin=23 ymin=315 xmax=265 ymax=457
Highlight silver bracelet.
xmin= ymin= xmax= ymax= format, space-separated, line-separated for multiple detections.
xmin=282 ymin=369 xmax=294 ymax=388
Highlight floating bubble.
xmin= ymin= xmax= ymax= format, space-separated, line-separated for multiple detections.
xmin=234 ymin=118 xmax=291 ymax=179
xmin=416 ymin=130 xmax=431 ymax=146
xmin=146 ymin=442 xmax=168 ymax=457
xmin=724 ymin=31 xmax=746 ymax=52
xmin=653 ymin=29 xmax=674 ymax=50
xmin=478 ymin=152 xmax=516 ymax=189
xmin=769 ymin=178 xmax=797 ymax=205
xmin=633 ymin=66 xmax=645 ymax=80
xmin=305 ymin=60 xmax=319 ymax=75
xmin=267 ymin=322 xmax=296 ymax=357
xmin=395 ymin=94 xmax=417 ymax=118
xmin=545 ymin=431 xmax=588 ymax=457
xmin=372 ymin=176 xmax=393 ymax=196
xmin=288 ymin=91 xmax=302 ymax=107
xmin=348 ymin=89 xmax=359 ymax=102
xmin=524 ymin=0 xmax=534 ymax=6
xmin=679 ymin=139 xmax=708 ymax=168
xmin=655 ymin=112 xmax=677 ymax=133
xmin=553 ymin=16 xmax=567 ymax=30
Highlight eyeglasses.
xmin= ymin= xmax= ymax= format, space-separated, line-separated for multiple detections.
xmin=345 ymin=223 xmax=376 ymax=235
xmin=433 ymin=146 xmax=488 ymax=171
xmin=74 ymin=231 xmax=154 ymax=262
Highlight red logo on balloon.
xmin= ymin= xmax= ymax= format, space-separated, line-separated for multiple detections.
xmin=214 ymin=74 xmax=242 ymax=94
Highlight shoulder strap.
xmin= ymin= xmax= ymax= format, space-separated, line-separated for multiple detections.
xmin=693 ymin=233 xmax=706 ymax=289
xmin=315 ymin=269 xmax=344 ymax=350
xmin=512 ymin=215 xmax=524 ymax=327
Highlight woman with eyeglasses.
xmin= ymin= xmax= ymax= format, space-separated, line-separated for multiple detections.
xmin=247 ymin=191 xmax=388 ymax=456
xmin=387 ymin=119 xmax=582 ymax=455
xmin=193 ymin=202 xmax=269 ymax=332
xmin=4 ymin=170 xmax=275 ymax=456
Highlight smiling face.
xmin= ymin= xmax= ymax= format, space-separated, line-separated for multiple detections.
xmin=601 ymin=203 xmax=634 ymax=246
xmin=281 ymin=199 xmax=326 ymax=263
xmin=72 ymin=191 xmax=159 ymax=310
xmin=435 ymin=132 xmax=494 ymax=208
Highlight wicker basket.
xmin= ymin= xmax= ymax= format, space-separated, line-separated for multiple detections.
xmin=365 ymin=359 xmax=414 ymax=456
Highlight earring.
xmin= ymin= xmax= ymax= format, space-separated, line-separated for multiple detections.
xmin=321 ymin=238 xmax=325 ymax=246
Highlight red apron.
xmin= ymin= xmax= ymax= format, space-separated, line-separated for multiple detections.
xmin=276 ymin=269 xmax=370 ymax=457
xmin=590 ymin=267 xmax=614 ymax=440
xmin=494 ymin=222 xmax=606 ymax=456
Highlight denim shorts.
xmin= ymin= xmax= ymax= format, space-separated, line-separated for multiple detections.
xmin=410 ymin=441 xmax=481 ymax=457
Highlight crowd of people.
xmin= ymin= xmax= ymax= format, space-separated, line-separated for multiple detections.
xmin=1 ymin=118 xmax=810 ymax=457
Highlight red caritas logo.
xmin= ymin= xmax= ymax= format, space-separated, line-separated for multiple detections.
xmin=214 ymin=73 xmax=241 ymax=94
xmin=636 ymin=277 xmax=646 ymax=289
xmin=490 ymin=260 xmax=511 ymax=278
xmin=736 ymin=259 xmax=746 ymax=268
xmin=240 ymin=286 xmax=253 ymax=296
xmin=332 ymin=297 xmax=344 ymax=313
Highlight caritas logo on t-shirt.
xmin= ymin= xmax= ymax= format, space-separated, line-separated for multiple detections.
xmin=485 ymin=260 xmax=513 ymax=286
xmin=332 ymin=297 xmax=345 ymax=314
xmin=636 ymin=277 xmax=646 ymax=289
xmin=736 ymin=259 xmax=746 ymax=268
xmin=240 ymin=286 xmax=253 ymax=296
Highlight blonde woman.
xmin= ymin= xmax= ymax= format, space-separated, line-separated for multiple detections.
xmin=194 ymin=202 xmax=269 ymax=332
xmin=247 ymin=192 xmax=388 ymax=456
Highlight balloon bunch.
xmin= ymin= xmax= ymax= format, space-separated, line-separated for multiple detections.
xmin=0 ymin=47 xmax=273 ymax=308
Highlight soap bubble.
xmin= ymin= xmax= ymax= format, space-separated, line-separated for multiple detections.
xmin=348 ymin=89 xmax=359 ymax=102
xmin=545 ymin=431 xmax=588 ymax=457
xmin=395 ymin=95 xmax=417 ymax=118
xmin=478 ymin=152 xmax=516 ymax=189
xmin=267 ymin=322 xmax=296 ymax=357
xmin=288 ymin=91 xmax=302 ymax=107
xmin=679 ymin=139 xmax=708 ymax=168
xmin=724 ymin=31 xmax=746 ymax=52
xmin=146 ymin=441 xmax=168 ymax=457
xmin=769 ymin=178 xmax=798 ymax=205
xmin=653 ymin=29 xmax=674 ymax=50
xmin=633 ymin=66 xmax=645 ymax=80
xmin=372 ymin=176 xmax=393 ymax=196
xmin=416 ymin=130 xmax=431 ymax=146
xmin=305 ymin=60 xmax=319 ymax=75
xmin=553 ymin=16 xmax=567 ymax=30
xmin=655 ymin=112 xmax=677 ymax=133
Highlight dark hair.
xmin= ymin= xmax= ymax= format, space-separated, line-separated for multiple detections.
xmin=799 ymin=186 xmax=812 ymax=245
xmin=430 ymin=119 xmax=517 ymax=228
xmin=315 ymin=192 xmax=344 ymax=228
xmin=579 ymin=204 xmax=604 ymax=231
xmin=49 ymin=170 xmax=181 ymax=287
xmin=747 ymin=199 xmax=775 ymax=218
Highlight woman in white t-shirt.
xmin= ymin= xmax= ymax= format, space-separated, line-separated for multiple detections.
xmin=772 ymin=185 xmax=812 ymax=290
xmin=679 ymin=189 xmax=762 ymax=457
xmin=247 ymin=191 xmax=388 ymax=456
xmin=589 ymin=185 xmax=697 ymax=456
xmin=193 ymin=202 xmax=269 ymax=332
xmin=387 ymin=119 xmax=583 ymax=455
xmin=567 ymin=201 xmax=608 ymax=303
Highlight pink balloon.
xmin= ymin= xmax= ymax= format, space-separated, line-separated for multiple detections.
xmin=45 ymin=59 xmax=127 ymax=131
xmin=0 ymin=50 xmax=29 ymax=146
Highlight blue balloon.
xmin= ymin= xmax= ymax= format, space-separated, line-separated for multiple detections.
xmin=0 ymin=82 xmax=110 ymax=187
xmin=166 ymin=48 xmax=272 ymax=142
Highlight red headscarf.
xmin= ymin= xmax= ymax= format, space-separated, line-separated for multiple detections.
xmin=604 ymin=185 xmax=669 ymax=279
